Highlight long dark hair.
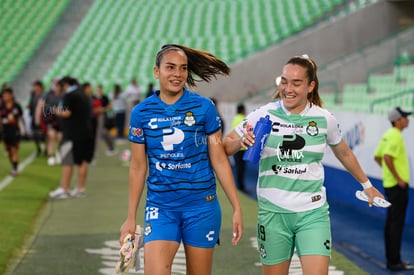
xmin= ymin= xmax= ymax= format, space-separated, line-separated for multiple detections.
xmin=155 ymin=44 xmax=230 ymax=87
xmin=275 ymin=56 xmax=322 ymax=107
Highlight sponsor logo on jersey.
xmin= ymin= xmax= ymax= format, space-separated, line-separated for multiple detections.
xmin=271 ymin=165 xmax=307 ymax=175
xmin=148 ymin=118 xmax=158 ymax=129
xmin=184 ymin=111 xmax=196 ymax=126
xmin=148 ymin=116 xmax=182 ymax=129
xmin=272 ymin=122 xmax=304 ymax=133
xmin=161 ymin=127 xmax=185 ymax=151
xmin=155 ymin=161 xmax=192 ymax=171
xmin=159 ymin=152 xmax=184 ymax=158
xmin=306 ymin=121 xmax=319 ymax=136
xmin=276 ymin=134 xmax=305 ymax=162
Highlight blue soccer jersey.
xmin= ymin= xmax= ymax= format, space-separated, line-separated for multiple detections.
xmin=128 ymin=89 xmax=222 ymax=210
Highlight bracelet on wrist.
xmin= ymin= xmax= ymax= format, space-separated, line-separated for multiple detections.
xmin=360 ymin=180 xmax=373 ymax=189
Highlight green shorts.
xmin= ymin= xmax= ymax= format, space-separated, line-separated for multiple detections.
xmin=257 ymin=204 xmax=331 ymax=265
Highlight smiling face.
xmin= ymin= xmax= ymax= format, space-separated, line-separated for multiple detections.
xmin=154 ymin=49 xmax=188 ymax=99
xmin=278 ymin=63 xmax=316 ymax=114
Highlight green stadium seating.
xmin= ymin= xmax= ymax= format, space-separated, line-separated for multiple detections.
xmin=0 ymin=0 xmax=68 ymax=84
xmin=336 ymin=64 xmax=414 ymax=114
xmin=42 ymin=0 xmax=345 ymax=94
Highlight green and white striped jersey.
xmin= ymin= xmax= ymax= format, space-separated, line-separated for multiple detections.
xmin=235 ymin=100 xmax=342 ymax=213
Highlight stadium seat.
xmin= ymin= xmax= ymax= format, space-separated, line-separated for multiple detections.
xmin=41 ymin=0 xmax=345 ymax=93
xmin=0 ymin=0 xmax=68 ymax=84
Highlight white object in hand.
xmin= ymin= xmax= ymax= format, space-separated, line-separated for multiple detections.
xmin=355 ymin=190 xmax=391 ymax=208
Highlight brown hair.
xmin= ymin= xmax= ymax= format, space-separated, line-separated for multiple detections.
xmin=275 ymin=56 xmax=322 ymax=107
xmin=155 ymin=44 xmax=230 ymax=87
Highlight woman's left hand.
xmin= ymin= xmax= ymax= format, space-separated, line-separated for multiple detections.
xmin=364 ymin=186 xmax=385 ymax=207
xmin=232 ymin=208 xmax=243 ymax=245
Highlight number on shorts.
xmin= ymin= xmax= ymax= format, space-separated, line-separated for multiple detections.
xmin=145 ymin=207 xmax=159 ymax=220
xmin=258 ymin=224 xmax=266 ymax=241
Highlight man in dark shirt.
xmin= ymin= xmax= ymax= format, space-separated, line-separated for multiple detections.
xmin=49 ymin=76 xmax=94 ymax=199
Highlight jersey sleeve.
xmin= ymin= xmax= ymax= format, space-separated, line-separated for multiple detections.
xmin=205 ymin=100 xmax=222 ymax=135
xmin=128 ymin=105 xmax=145 ymax=143
xmin=326 ymin=112 xmax=342 ymax=146
xmin=234 ymin=107 xmax=263 ymax=137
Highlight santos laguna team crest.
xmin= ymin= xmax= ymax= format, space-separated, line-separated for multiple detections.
xmin=306 ymin=121 xmax=319 ymax=136
xmin=184 ymin=111 xmax=196 ymax=126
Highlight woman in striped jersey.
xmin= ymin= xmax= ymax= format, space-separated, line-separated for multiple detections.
xmin=224 ymin=55 xmax=384 ymax=275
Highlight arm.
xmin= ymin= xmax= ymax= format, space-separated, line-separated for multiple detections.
xmin=383 ymin=154 xmax=407 ymax=189
xmin=374 ymin=156 xmax=382 ymax=167
xmin=119 ymin=142 xmax=148 ymax=244
xmin=56 ymin=107 xmax=71 ymax=118
xmin=208 ymin=130 xmax=243 ymax=245
xmin=223 ymin=130 xmax=254 ymax=155
xmin=34 ymin=98 xmax=44 ymax=126
xmin=330 ymin=139 xmax=384 ymax=204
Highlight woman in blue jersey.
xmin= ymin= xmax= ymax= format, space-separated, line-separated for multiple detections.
xmin=120 ymin=44 xmax=243 ymax=275
xmin=223 ymin=55 xmax=384 ymax=275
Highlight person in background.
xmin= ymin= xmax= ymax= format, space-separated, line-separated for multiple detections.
xmin=374 ymin=107 xmax=414 ymax=271
xmin=145 ymin=82 xmax=156 ymax=98
xmin=0 ymin=87 xmax=28 ymax=176
xmin=36 ymin=79 xmax=63 ymax=166
xmin=119 ymin=44 xmax=242 ymax=275
xmin=82 ymin=82 xmax=100 ymax=162
xmin=124 ymin=77 xmax=142 ymax=106
xmin=27 ymin=80 xmax=45 ymax=156
xmin=49 ymin=76 xmax=93 ymax=199
xmin=231 ymin=103 xmax=246 ymax=191
xmin=223 ymin=55 xmax=384 ymax=275
xmin=95 ymin=84 xmax=116 ymax=156
xmin=112 ymin=84 xmax=127 ymax=139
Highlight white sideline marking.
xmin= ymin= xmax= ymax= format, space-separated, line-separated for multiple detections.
xmin=0 ymin=152 xmax=37 ymax=192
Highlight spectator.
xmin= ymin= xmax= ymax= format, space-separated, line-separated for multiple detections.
xmin=95 ymin=84 xmax=116 ymax=156
xmin=112 ymin=84 xmax=127 ymax=139
xmin=82 ymin=82 xmax=100 ymax=161
xmin=231 ymin=103 xmax=246 ymax=191
xmin=27 ymin=80 xmax=45 ymax=156
xmin=36 ymin=79 xmax=63 ymax=166
xmin=0 ymin=87 xmax=28 ymax=176
xmin=49 ymin=76 xmax=94 ymax=199
xmin=374 ymin=107 xmax=414 ymax=271
xmin=145 ymin=82 xmax=156 ymax=98
xmin=124 ymin=77 xmax=142 ymax=106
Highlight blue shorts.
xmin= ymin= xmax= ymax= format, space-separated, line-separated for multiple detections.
xmin=143 ymin=196 xmax=221 ymax=248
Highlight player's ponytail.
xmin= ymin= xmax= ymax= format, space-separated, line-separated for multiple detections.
xmin=155 ymin=44 xmax=230 ymax=87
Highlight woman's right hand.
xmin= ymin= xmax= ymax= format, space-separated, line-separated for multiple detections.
xmin=240 ymin=131 xmax=255 ymax=150
xmin=119 ymin=218 xmax=137 ymax=245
